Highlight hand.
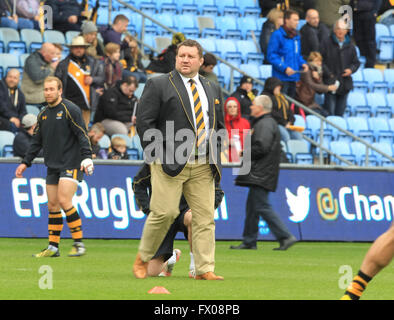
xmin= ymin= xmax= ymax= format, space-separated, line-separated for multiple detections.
xmin=9 ymin=117 xmax=20 ymax=128
xmin=95 ymin=88 xmax=104 ymax=96
xmin=285 ymin=67 xmax=296 ymax=76
xmin=84 ymin=76 xmax=93 ymax=85
xmin=302 ymin=64 xmax=309 ymax=72
xmin=68 ymin=15 xmax=78 ymax=24
xmin=50 ymin=59 xmax=60 ymax=70
xmin=328 ymin=84 xmax=338 ymax=92
xmin=131 ymin=116 xmax=137 ymax=125
xmin=15 ymin=163 xmax=27 ymax=178
xmin=342 ymin=69 xmax=352 ymax=77
xmin=312 ymin=71 xmax=320 ymax=81
xmin=285 ymin=123 xmax=291 ymax=128
xmin=80 ymin=158 xmax=94 ymax=175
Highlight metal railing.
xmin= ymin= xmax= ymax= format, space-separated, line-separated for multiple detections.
xmin=106 ymin=0 xmax=393 ymax=168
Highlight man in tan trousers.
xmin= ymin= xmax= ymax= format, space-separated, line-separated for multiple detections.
xmin=134 ymin=39 xmax=225 ymax=280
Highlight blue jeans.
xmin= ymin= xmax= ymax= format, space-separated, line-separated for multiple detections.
xmin=278 ymin=124 xmax=303 ymax=143
xmin=0 ymin=17 xmax=34 ymax=30
xmin=323 ymin=92 xmax=349 ymax=116
xmin=242 ymin=186 xmax=293 ymax=246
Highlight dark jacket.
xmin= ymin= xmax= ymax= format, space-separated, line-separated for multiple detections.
xmin=319 ymin=33 xmax=360 ymax=95
xmin=13 ymin=129 xmax=43 ymax=158
xmin=262 ymin=77 xmax=295 ymax=126
xmin=22 ymin=99 xmax=92 ymax=170
xmin=55 ymin=54 xmax=105 ymax=110
xmin=0 ymin=80 xmax=27 ymax=121
xmin=132 ymin=164 xmax=224 ymax=215
xmin=351 ymin=0 xmax=380 ymax=13
xmin=107 ymin=149 xmax=129 ymax=160
xmin=259 ymin=20 xmax=276 ymax=61
xmin=146 ymin=44 xmax=177 ymax=74
xmin=46 ymin=0 xmax=82 ymax=30
xmin=235 ymin=113 xmax=282 ymax=192
xmin=94 ymin=81 xmax=138 ymax=123
xmin=300 ymin=22 xmax=330 ymax=59
xmin=100 ymin=27 xmax=129 ymax=50
xmin=136 ymin=70 xmax=224 ymax=182
xmin=230 ymin=87 xmax=257 ymax=119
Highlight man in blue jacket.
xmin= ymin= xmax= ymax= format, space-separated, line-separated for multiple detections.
xmin=267 ymin=9 xmax=308 ymax=98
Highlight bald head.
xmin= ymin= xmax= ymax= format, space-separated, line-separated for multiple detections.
xmin=5 ymin=68 xmax=20 ymax=88
xmin=306 ymin=9 xmax=319 ymax=27
xmin=40 ymin=43 xmax=57 ymax=63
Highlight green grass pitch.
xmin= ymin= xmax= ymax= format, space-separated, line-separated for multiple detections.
xmin=0 ymin=238 xmax=392 ymax=300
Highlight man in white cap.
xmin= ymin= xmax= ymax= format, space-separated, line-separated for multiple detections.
xmin=13 ymin=113 xmax=42 ymax=158
xmin=55 ymin=36 xmax=105 ymax=128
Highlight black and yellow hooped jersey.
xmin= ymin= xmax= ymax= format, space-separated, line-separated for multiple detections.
xmin=22 ymin=99 xmax=92 ymax=170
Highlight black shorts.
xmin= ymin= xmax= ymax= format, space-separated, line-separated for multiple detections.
xmin=46 ymin=168 xmax=84 ymax=185
xmin=152 ymin=211 xmax=189 ymax=262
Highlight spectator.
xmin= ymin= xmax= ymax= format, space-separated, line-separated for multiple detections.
xmin=13 ymin=113 xmax=42 ymax=158
xmin=320 ymin=20 xmax=360 ymax=116
xmin=81 ymin=20 xmax=105 ymax=59
xmin=103 ymin=42 xmax=124 ymax=89
xmin=351 ymin=0 xmax=381 ymax=68
xmin=145 ymin=32 xmax=186 ymax=74
xmin=300 ymin=9 xmax=330 ymax=59
xmin=259 ymin=8 xmax=284 ymax=63
xmin=223 ymin=97 xmax=250 ymax=163
xmin=315 ymin=0 xmax=351 ymax=29
xmin=0 ymin=69 xmax=27 ymax=133
xmin=295 ymin=52 xmax=338 ymax=117
xmin=53 ymin=43 xmax=63 ymax=61
xmin=55 ymin=36 xmax=105 ymax=128
xmin=15 ymin=0 xmax=41 ymax=30
xmin=230 ymin=76 xmax=258 ymax=121
xmin=122 ymin=35 xmax=147 ymax=83
xmin=21 ymin=43 xmax=59 ymax=105
xmin=199 ymin=53 xmax=219 ymax=85
xmin=262 ymin=77 xmax=303 ymax=143
xmin=267 ymin=9 xmax=308 ymax=98
xmin=94 ymin=75 xmax=138 ymax=136
xmin=88 ymin=122 xmax=106 ymax=159
xmin=0 ymin=0 xmax=35 ymax=29
xmin=107 ymin=136 xmax=129 ymax=160
xmin=46 ymin=0 xmax=86 ymax=33
xmin=231 ymin=95 xmax=297 ymax=251
xmin=101 ymin=14 xmax=129 ymax=49
xmin=258 ymin=0 xmax=279 ymax=17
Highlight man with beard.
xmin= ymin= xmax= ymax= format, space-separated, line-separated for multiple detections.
xmin=15 ymin=76 xmax=93 ymax=258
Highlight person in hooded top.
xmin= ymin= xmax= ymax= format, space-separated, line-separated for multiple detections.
xmin=262 ymin=76 xmax=303 ymax=143
xmin=223 ymin=97 xmax=251 ymax=163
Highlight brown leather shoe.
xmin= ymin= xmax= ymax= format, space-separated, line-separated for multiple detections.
xmin=195 ymin=272 xmax=224 ymax=280
xmin=133 ymin=253 xmax=148 ymax=279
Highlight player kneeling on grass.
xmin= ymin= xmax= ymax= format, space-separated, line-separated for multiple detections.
xmin=132 ymin=164 xmax=224 ymax=278
xmin=15 ymin=76 xmax=94 ymax=258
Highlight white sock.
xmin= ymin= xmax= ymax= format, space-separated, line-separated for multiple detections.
xmin=47 ymin=245 xmax=58 ymax=252
xmin=167 ymin=250 xmax=177 ymax=265
xmin=189 ymin=252 xmax=195 ymax=270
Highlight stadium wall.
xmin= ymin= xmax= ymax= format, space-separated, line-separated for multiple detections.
xmin=1 ymin=160 xmax=393 ymax=242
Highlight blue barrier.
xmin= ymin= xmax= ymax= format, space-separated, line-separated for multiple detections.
xmin=3 ymin=161 xmax=393 ymax=242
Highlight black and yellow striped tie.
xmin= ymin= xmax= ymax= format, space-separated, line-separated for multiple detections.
xmin=189 ymin=79 xmax=206 ymax=149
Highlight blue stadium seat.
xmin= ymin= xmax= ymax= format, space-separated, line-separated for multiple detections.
xmin=366 ymin=92 xmax=388 ymax=116
xmin=389 ymin=118 xmax=394 ymax=132
xmin=65 ymin=31 xmax=80 ymax=44
xmin=0 ymin=27 xmax=20 ymax=48
xmin=182 ymin=27 xmax=199 ymax=38
xmin=96 ymin=7 xmax=109 ymax=26
xmin=329 ymin=141 xmax=355 ymax=165
xmin=346 ymin=117 xmax=373 ymax=143
xmin=375 ymin=23 xmax=394 ymax=63
xmin=239 ymin=63 xmax=261 ymax=80
xmin=196 ymin=0 xmax=217 ymax=16
xmin=223 ymin=6 xmax=240 ymax=18
xmin=173 ymin=14 xmax=197 ymax=30
xmin=131 ymin=134 xmax=144 ymax=159
xmin=26 ymin=105 xmax=41 ymax=116
xmin=224 ymin=51 xmax=243 ymax=65
xmin=0 ymin=40 xmax=3 ymax=53
xmin=20 ymin=29 xmax=42 ymax=53
xmin=153 ymin=13 xmax=176 ymax=36
xmin=306 ymin=115 xmax=328 ymax=140
xmin=371 ymin=142 xmax=393 ymax=166
xmin=362 ymin=68 xmax=388 ymax=93
xmin=0 ymin=130 xmax=15 ymax=157
xmin=326 ymin=116 xmax=350 ymax=142
xmin=0 ymin=54 xmax=20 ymax=76
xmin=386 ymin=93 xmax=394 ymax=115
xmin=287 ymin=139 xmax=311 ymax=162
xmin=243 ymin=7 xmax=260 ymax=18
xmin=246 ymin=52 xmax=264 ymax=65
xmin=181 ymin=4 xmax=199 ymax=15
xmin=216 ymin=39 xmax=238 ymax=58
xmin=234 ymin=0 xmax=259 ymax=14
xmin=225 ymin=29 xmax=243 ymax=40
xmin=237 ymin=17 xmax=258 ymax=39
xmin=216 ymin=0 xmax=236 ymax=15
xmin=350 ymin=141 xmax=377 ymax=166
xmin=176 ymin=0 xmax=195 ymax=13
xmin=368 ymin=118 xmax=393 ymax=144
xmin=7 ymin=41 xmax=26 ymax=57
xmin=3 ymin=145 xmax=13 ymax=157
xmin=201 ymin=28 xmax=221 ymax=39
xmin=293 ymin=114 xmax=305 ymax=128
xmin=19 ymin=53 xmax=29 ymax=67
xmin=351 ymin=69 xmax=368 ymax=93
xmin=235 ymin=39 xmax=258 ymax=61
xmin=139 ymin=2 xmax=157 ymax=14
xmin=216 ymin=16 xmax=239 ymax=38
xmin=43 ymin=30 xmax=66 ymax=44
xmin=259 ymin=64 xmax=272 ymax=80
xmin=383 ymin=69 xmax=394 ymax=91
xmin=160 ymin=3 xmax=178 ymax=14
xmin=347 ymin=91 xmax=367 ymax=116
xmin=197 ymin=37 xmax=217 ymax=52
xmin=127 ymin=148 xmax=140 ymax=160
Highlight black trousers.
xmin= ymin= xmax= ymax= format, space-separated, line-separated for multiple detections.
xmin=353 ymin=11 xmax=377 ymax=68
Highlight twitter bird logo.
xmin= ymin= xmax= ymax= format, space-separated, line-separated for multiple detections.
xmin=286 ymin=186 xmax=311 ymax=223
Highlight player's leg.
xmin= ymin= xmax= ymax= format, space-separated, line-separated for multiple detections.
xmin=342 ymin=223 xmax=394 ymax=300
xmin=183 ymin=210 xmax=195 ymax=278
xmin=147 ymin=256 xmax=167 ymax=277
xmin=57 ymin=175 xmax=85 ymax=257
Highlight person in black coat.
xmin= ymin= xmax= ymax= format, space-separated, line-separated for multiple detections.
xmin=13 ymin=113 xmax=43 ymax=158
xmin=350 ymin=0 xmax=381 ymax=68
xmin=93 ymin=76 xmax=138 ymax=136
xmin=230 ymin=76 xmax=258 ymax=121
xmin=259 ymin=8 xmax=284 ymax=63
xmin=46 ymin=0 xmax=86 ymax=33
xmin=300 ymin=9 xmax=330 ymax=59
xmin=231 ymin=95 xmax=296 ymax=251
xmin=320 ymin=20 xmax=360 ymax=116
xmin=0 ymin=69 xmax=26 ymax=133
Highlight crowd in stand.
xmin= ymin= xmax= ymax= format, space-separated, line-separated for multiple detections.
xmin=0 ymin=0 xmax=392 ymax=163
